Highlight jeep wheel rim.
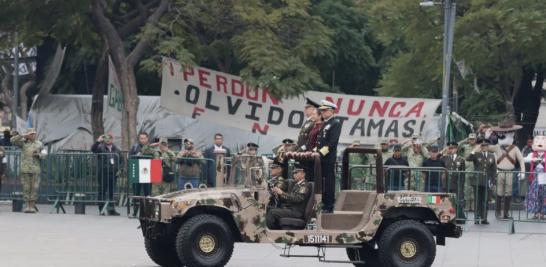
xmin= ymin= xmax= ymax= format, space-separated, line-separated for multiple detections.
xmin=399 ymin=240 xmax=417 ymax=260
xmin=198 ymin=234 xmax=216 ymax=254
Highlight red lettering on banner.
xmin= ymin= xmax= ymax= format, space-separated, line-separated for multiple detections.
xmin=232 ymin=79 xmax=244 ymax=97
xmin=192 ymin=107 xmax=205 ymax=119
xmin=369 ymin=101 xmax=390 ymax=117
xmin=252 ymin=123 xmax=269 ymax=135
xmin=183 ymin=67 xmax=194 ymax=81
xmin=405 ymin=102 xmax=424 ymax=117
xmin=262 ymin=88 xmax=280 ymax=105
xmin=246 ymin=85 xmax=259 ymax=101
xmin=347 ymin=99 xmax=366 ymax=115
xmin=198 ymin=69 xmax=211 ymax=89
xmin=325 ymin=97 xmax=343 ymax=114
xmin=389 ymin=101 xmax=406 ymax=117
xmin=216 ymin=75 xmax=228 ymax=93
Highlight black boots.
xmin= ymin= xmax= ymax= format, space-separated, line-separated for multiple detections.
xmin=503 ymin=197 xmax=512 ymax=219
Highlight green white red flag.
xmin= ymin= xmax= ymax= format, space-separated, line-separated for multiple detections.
xmin=129 ymin=159 xmax=163 ymax=184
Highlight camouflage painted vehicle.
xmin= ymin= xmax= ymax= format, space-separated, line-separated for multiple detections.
xmin=135 ymin=147 xmax=462 ymax=267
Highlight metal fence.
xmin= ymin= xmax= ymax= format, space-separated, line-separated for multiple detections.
xmin=2 ymin=149 xmax=545 ymax=225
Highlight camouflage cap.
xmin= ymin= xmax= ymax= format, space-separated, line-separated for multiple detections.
xmin=468 ymin=133 xmax=477 ymax=139
xmin=159 ymin=137 xmax=168 ymax=144
xmin=183 ymin=138 xmax=194 ymax=144
xmin=26 ymin=128 xmax=37 ymax=135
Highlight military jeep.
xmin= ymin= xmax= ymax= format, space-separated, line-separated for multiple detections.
xmin=135 ymin=147 xmax=462 ymax=267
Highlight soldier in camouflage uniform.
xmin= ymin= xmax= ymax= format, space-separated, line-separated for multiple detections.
xmin=402 ymin=136 xmax=429 ymax=191
xmin=380 ymin=139 xmax=392 ymax=164
xmin=266 ymin=165 xmax=310 ymax=229
xmin=177 ymin=138 xmax=204 ymax=189
xmin=11 ymin=128 xmax=45 ymax=213
xmin=460 ymin=133 xmax=478 ymax=211
xmin=230 ymin=143 xmax=265 ymax=187
xmin=267 ymin=161 xmax=286 ymax=209
xmin=153 ymin=138 xmax=177 ymax=195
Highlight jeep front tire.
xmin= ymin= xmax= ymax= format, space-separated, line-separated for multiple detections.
xmin=144 ymin=237 xmax=183 ymax=267
xmin=176 ymin=214 xmax=234 ymax=267
xmin=378 ymin=220 xmax=436 ymax=267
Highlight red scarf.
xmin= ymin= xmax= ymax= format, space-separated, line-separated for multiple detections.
xmin=529 ymin=151 xmax=546 ymax=182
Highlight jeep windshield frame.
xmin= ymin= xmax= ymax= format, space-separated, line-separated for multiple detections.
xmin=341 ymin=147 xmax=385 ymax=193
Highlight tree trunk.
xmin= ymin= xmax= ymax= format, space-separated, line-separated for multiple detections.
xmin=91 ymin=49 xmax=108 ymax=140
xmin=19 ymin=80 xmax=35 ymax=120
xmin=90 ymin=0 xmax=168 ymax=150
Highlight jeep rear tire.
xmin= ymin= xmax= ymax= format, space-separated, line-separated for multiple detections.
xmin=346 ymin=243 xmax=380 ymax=267
xmin=144 ymin=237 xmax=183 ymax=267
xmin=176 ymin=214 xmax=234 ymax=267
xmin=378 ymin=220 xmax=436 ymax=267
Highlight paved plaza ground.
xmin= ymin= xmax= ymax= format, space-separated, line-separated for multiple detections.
xmin=1 ymin=204 xmax=546 ymax=267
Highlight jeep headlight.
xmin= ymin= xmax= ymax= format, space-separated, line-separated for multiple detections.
xmin=154 ymin=203 xmax=161 ymax=219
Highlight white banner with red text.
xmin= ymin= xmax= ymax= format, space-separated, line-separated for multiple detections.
xmin=160 ymin=57 xmax=441 ymax=144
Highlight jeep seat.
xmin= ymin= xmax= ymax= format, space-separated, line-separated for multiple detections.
xmin=278 ymin=182 xmax=315 ymax=230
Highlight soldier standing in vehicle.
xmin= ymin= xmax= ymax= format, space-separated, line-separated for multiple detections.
xmin=91 ymin=133 xmax=121 ymax=215
xmin=266 ymin=166 xmax=310 ymax=229
xmin=267 ymin=161 xmax=286 ymax=209
xmin=313 ymin=100 xmax=342 ymax=213
xmin=442 ymin=142 xmax=466 ymax=223
xmin=11 ymin=128 xmax=45 ymax=213
xmin=466 ymin=140 xmax=497 ymax=224
xmin=153 ymin=138 xmax=177 ymax=195
xmin=296 ymin=98 xmax=319 ymax=152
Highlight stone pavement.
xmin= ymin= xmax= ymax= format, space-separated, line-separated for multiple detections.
xmin=1 ymin=204 xmax=546 ymax=267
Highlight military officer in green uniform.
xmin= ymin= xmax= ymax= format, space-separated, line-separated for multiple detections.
xmin=460 ymin=133 xmax=478 ymax=211
xmin=296 ymin=98 xmax=319 ymax=152
xmin=152 ymin=138 xmax=177 ymax=195
xmin=266 ymin=165 xmax=310 ymax=229
xmin=442 ymin=142 xmax=466 ymax=223
xmin=267 ymin=161 xmax=286 ymax=209
xmin=466 ymin=140 xmax=497 ymax=224
xmin=11 ymin=128 xmax=45 ymax=213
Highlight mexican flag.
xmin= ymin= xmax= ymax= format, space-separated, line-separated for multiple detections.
xmin=427 ymin=196 xmax=442 ymax=204
xmin=129 ymin=159 xmax=163 ymax=184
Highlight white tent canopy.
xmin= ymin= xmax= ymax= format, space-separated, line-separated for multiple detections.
xmin=29 ymin=94 xmax=283 ymax=153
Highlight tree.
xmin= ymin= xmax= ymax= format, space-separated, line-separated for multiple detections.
xmin=311 ymin=0 xmax=382 ymax=95
xmin=366 ymin=0 xmax=546 ymax=145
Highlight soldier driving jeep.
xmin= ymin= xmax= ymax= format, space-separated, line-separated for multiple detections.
xmin=266 ymin=165 xmax=311 ymax=230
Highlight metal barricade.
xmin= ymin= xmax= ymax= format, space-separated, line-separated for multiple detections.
xmin=41 ymin=152 xmax=124 ymax=214
xmin=0 ymin=150 xmax=22 ymax=201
